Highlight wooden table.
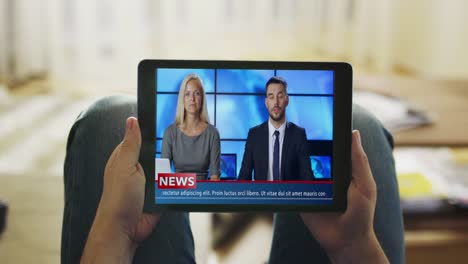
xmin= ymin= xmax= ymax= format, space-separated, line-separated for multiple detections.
xmin=355 ymin=75 xmax=468 ymax=147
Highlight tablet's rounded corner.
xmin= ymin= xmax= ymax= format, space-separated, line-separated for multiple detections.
xmin=138 ymin=59 xmax=151 ymax=72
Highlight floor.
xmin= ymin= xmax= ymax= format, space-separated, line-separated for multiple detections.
xmin=0 ymin=175 xmax=63 ymax=263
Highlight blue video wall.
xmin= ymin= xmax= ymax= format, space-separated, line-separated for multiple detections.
xmin=156 ymin=68 xmax=334 ymax=179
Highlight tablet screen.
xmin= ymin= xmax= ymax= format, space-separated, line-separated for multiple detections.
xmin=154 ymin=67 xmax=334 ymax=205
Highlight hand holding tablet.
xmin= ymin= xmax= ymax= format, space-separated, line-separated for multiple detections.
xmin=82 ymin=120 xmax=388 ymax=263
xmin=138 ymin=60 xmax=353 ymax=212
xmin=301 ymin=130 xmax=387 ymax=263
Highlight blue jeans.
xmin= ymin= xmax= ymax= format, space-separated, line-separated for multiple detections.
xmin=61 ymin=96 xmax=404 ymax=263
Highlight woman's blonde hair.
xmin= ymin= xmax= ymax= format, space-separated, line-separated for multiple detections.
xmin=175 ymin=74 xmax=210 ymax=128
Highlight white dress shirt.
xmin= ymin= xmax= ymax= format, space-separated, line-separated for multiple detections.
xmin=268 ymin=119 xmax=286 ymax=181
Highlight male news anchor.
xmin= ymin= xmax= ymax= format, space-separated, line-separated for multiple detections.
xmin=239 ymin=76 xmax=314 ymax=181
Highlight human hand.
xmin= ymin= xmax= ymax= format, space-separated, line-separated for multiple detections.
xmin=82 ymin=117 xmax=159 ymax=263
xmin=301 ymin=130 xmax=388 ymax=264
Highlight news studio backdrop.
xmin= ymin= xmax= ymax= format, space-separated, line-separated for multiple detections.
xmin=155 ymin=69 xmax=333 ymax=180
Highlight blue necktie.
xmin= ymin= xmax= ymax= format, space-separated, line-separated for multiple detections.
xmin=273 ymin=130 xmax=280 ymax=181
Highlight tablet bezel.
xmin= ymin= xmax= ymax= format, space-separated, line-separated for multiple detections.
xmin=138 ymin=60 xmax=352 ymax=212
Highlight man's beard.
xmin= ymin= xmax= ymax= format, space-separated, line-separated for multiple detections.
xmin=269 ymin=109 xmax=285 ymax=122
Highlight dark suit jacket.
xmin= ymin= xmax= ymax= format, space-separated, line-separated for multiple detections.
xmin=238 ymin=121 xmax=314 ymax=181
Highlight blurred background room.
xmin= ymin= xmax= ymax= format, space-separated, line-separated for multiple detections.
xmin=1 ymin=0 xmax=468 ymax=263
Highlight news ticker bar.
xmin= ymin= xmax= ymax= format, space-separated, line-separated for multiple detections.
xmin=155 ymin=181 xmax=333 ymax=205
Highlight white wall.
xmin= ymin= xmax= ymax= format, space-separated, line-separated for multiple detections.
xmin=3 ymin=0 xmax=467 ymax=92
xmin=322 ymin=0 xmax=468 ymax=79
xmin=0 ymin=0 xmax=48 ymax=83
xmin=47 ymin=0 xmax=153 ymax=94
xmin=393 ymin=0 xmax=468 ymax=79
xmin=153 ymin=0 xmax=317 ymax=61
xmin=13 ymin=0 xmax=48 ymax=79
xmin=0 ymin=0 xmax=8 ymax=81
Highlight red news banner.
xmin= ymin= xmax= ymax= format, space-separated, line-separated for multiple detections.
xmin=155 ymin=173 xmax=333 ymax=204
xmin=157 ymin=173 xmax=197 ymax=189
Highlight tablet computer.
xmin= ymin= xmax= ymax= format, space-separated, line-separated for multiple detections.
xmin=138 ymin=60 xmax=352 ymax=212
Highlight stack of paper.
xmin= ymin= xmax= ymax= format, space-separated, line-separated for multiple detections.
xmin=354 ymin=91 xmax=433 ymax=132
xmin=394 ymin=147 xmax=468 ymax=212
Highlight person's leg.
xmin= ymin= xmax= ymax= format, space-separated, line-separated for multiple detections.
xmin=268 ymin=104 xmax=405 ymax=264
xmin=61 ymin=95 xmax=195 ymax=263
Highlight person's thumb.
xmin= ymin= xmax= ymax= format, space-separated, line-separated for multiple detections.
xmin=119 ymin=117 xmax=142 ymax=167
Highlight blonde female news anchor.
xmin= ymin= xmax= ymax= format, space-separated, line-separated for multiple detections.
xmin=161 ymin=74 xmax=221 ymax=181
